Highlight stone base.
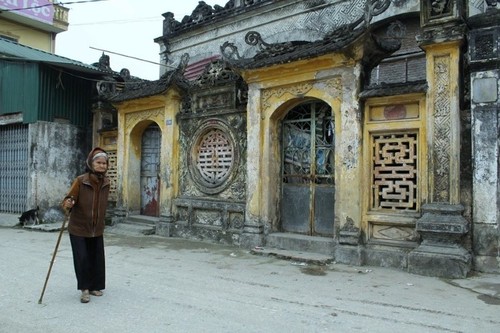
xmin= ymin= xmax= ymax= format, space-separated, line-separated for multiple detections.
xmin=408 ymin=245 xmax=471 ymax=278
xmin=334 ymin=244 xmax=364 ymax=266
xmin=240 ymin=232 xmax=264 ymax=249
xmin=410 ymin=203 xmax=472 ymax=278
xmin=155 ymin=214 xmax=174 ymax=237
xmin=111 ymin=207 xmax=127 ymax=226
xmin=239 ymin=222 xmax=265 ymax=249
xmin=364 ymin=244 xmax=412 ymax=270
xmin=266 ymin=233 xmax=333 ymax=255
xmin=169 ymin=221 xmax=241 ymax=245
xmin=155 ymin=221 xmax=173 ymax=237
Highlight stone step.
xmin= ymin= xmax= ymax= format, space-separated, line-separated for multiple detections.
xmin=251 ymin=247 xmax=333 ymax=266
xmin=265 ymin=232 xmax=334 ymax=256
xmin=106 ymin=221 xmax=156 ymax=236
xmin=127 ymin=215 xmax=158 ymax=225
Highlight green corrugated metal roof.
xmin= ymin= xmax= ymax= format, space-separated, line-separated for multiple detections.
xmin=0 ymin=37 xmax=105 ymax=75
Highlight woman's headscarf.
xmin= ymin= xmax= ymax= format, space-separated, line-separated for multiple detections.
xmin=86 ymin=147 xmax=109 ymax=173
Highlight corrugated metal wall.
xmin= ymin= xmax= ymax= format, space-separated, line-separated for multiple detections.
xmin=0 ymin=61 xmax=94 ymax=127
xmin=38 ymin=66 xmax=93 ymax=128
xmin=0 ymin=124 xmax=29 ymax=213
xmin=0 ymin=62 xmax=39 ymax=118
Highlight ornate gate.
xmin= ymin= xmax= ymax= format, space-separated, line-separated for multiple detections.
xmin=140 ymin=124 xmax=161 ymax=217
xmin=281 ymin=101 xmax=335 ymax=236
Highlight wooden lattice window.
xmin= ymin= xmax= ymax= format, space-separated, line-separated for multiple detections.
xmin=371 ymin=132 xmax=418 ymax=211
xmin=196 ymin=129 xmax=233 ymax=185
xmin=106 ymin=151 xmax=117 ymax=202
xmin=188 ymin=120 xmax=239 ymax=194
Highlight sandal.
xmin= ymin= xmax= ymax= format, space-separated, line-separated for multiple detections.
xmin=80 ymin=290 xmax=90 ymax=303
xmin=90 ymin=290 xmax=103 ymax=296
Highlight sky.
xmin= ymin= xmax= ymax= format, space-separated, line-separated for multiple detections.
xmin=55 ymin=0 xmax=223 ymax=80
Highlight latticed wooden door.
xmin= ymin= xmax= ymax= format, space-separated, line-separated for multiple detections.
xmin=363 ymin=95 xmax=426 ymax=245
xmin=140 ymin=124 xmax=161 ymax=217
xmin=281 ymin=101 xmax=335 ymax=236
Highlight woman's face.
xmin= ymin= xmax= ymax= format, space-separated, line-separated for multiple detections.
xmin=92 ymin=156 xmax=108 ymax=173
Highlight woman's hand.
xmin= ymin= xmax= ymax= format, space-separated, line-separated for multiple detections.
xmin=63 ymin=197 xmax=75 ymax=209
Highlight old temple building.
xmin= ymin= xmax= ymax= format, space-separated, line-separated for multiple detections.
xmin=91 ymin=0 xmax=500 ymax=278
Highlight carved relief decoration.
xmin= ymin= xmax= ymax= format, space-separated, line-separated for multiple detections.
xmin=432 ymin=56 xmax=451 ymax=202
xmin=325 ymin=77 xmax=343 ymax=100
xmin=125 ymin=108 xmax=163 ymax=132
xmin=429 ymin=0 xmax=454 ymax=17
xmin=372 ymin=225 xmax=419 ymax=242
xmin=192 ymin=60 xmax=242 ymax=88
xmin=262 ymin=78 xmax=342 ymax=111
xmin=179 ymin=116 xmax=247 ymax=199
xmin=421 ymin=0 xmax=465 ymax=28
xmin=262 ymin=83 xmax=313 ymax=110
xmin=183 ymin=61 xmax=248 ymax=114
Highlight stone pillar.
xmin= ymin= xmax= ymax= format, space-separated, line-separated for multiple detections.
xmin=467 ymin=7 xmax=500 ymax=273
xmin=240 ymin=84 xmax=264 ymax=249
xmin=409 ymin=0 xmax=471 ymax=278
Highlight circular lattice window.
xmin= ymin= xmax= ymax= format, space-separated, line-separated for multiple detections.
xmin=188 ymin=120 xmax=239 ymax=194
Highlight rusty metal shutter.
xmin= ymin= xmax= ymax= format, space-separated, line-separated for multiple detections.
xmin=0 ymin=124 xmax=29 ymax=213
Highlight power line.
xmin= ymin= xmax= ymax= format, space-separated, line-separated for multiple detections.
xmin=71 ymin=17 xmax=161 ymax=26
xmin=90 ymin=46 xmax=176 ymax=69
xmin=0 ymin=0 xmax=108 ymax=12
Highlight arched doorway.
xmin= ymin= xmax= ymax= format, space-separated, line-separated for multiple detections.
xmin=280 ymin=100 xmax=335 ymax=236
xmin=140 ymin=123 xmax=161 ymax=216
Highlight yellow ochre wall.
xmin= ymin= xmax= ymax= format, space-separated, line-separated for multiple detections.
xmin=0 ymin=19 xmax=54 ymax=52
xmin=241 ymin=52 xmax=363 ymax=235
xmin=422 ymin=40 xmax=463 ymax=205
xmin=113 ymin=88 xmax=182 ymax=217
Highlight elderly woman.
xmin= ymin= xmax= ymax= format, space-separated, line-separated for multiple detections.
xmin=62 ymin=147 xmax=110 ymax=303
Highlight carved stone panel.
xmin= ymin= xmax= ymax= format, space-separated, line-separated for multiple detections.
xmin=179 ymin=116 xmax=247 ymax=200
xmin=188 ymin=120 xmax=239 ymax=194
xmin=421 ymin=0 xmax=464 ymax=27
xmin=432 ymin=56 xmax=452 ymax=202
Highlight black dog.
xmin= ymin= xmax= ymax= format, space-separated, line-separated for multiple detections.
xmin=18 ymin=206 xmax=40 ymax=226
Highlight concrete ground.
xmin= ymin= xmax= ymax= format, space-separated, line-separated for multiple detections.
xmin=0 ymin=215 xmax=499 ymax=332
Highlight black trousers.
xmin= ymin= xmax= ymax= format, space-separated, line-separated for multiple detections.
xmin=69 ymin=234 xmax=105 ymax=291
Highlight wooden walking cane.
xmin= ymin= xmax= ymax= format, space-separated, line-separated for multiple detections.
xmin=38 ymin=210 xmax=70 ymax=304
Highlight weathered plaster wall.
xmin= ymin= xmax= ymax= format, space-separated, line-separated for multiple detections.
xmin=160 ymin=0 xmax=419 ymax=73
xmin=115 ymin=91 xmax=181 ymax=216
xmin=28 ymin=121 xmax=88 ymax=213
xmin=471 ymin=71 xmax=500 ymax=273
xmin=242 ymin=53 xmax=360 ymax=239
xmin=467 ymin=7 xmax=500 ymax=273
xmin=472 ymin=73 xmax=499 ymax=225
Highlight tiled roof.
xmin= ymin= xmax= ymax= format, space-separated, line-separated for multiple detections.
xmin=0 ymin=37 xmax=105 ymax=74
xmin=225 ymin=28 xmax=366 ymax=70
xmin=106 ymin=69 xmax=189 ymax=102
xmin=359 ymin=81 xmax=428 ymax=99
